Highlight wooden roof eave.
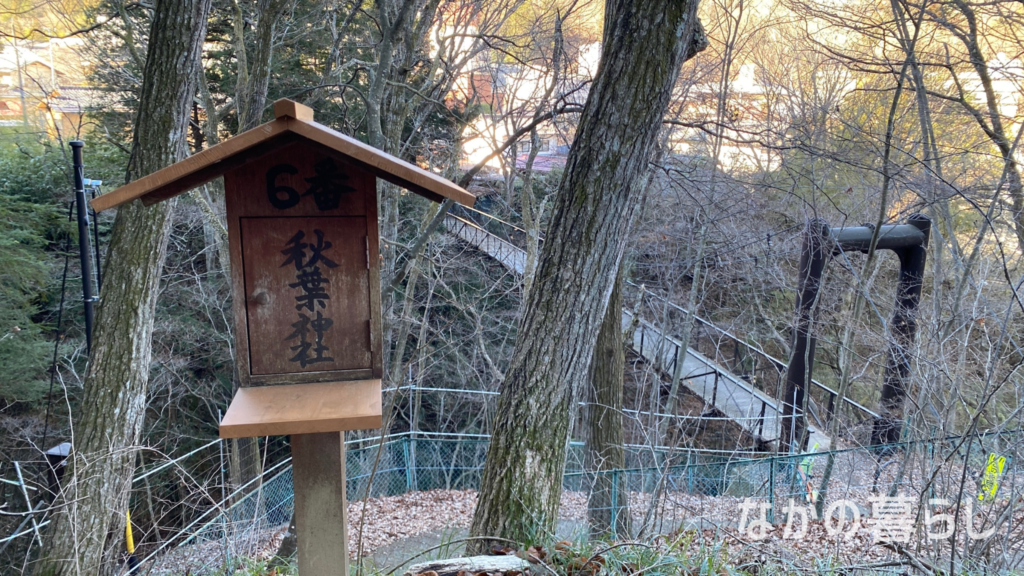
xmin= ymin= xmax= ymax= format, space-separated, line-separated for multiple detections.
xmin=91 ymin=113 xmax=474 ymax=213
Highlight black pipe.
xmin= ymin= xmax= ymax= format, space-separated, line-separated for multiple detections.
xmin=871 ymin=213 xmax=930 ymax=446
xmin=71 ymin=141 xmax=95 ymax=354
xmin=781 ymin=215 xmax=931 ymax=452
xmin=831 ymin=223 xmax=927 ymax=252
xmin=781 ymin=219 xmax=832 ymax=454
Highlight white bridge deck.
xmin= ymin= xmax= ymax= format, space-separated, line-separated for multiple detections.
xmin=624 ymin=311 xmax=830 ymax=450
xmin=445 ymin=213 xmax=831 ymax=450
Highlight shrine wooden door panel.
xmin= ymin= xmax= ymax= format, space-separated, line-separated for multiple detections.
xmin=240 ymin=216 xmax=372 ymax=383
xmin=225 ymin=139 xmax=383 ymax=386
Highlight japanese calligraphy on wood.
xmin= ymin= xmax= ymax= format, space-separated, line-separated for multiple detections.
xmin=225 ymin=141 xmax=382 ymax=386
xmin=89 ymin=99 xmax=473 ymax=436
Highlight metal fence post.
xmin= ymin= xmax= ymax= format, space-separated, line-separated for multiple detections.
xmin=410 ymin=435 xmax=418 ymax=491
xmin=610 ymin=469 xmax=618 ymax=535
xmin=403 ymin=437 xmax=413 ymax=493
xmin=218 ymin=431 xmax=230 ymax=569
xmin=686 ymin=452 xmax=694 ymax=493
xmin=768 ymin=456 xmax=775 ymax=524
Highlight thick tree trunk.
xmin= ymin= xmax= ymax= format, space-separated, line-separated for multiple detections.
xmin=584 ymin=270 xmax=631 ymax=539
xmin=468 ymin=0 xmax=705 ymax=551
xmin=34 ymin=1 xmax=211 ymax=574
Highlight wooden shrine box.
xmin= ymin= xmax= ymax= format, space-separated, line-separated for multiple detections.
xmin=93 ymin=100 xmax=473 ymax=575
xmin=91 ymin=99 xmax=475 ymax=437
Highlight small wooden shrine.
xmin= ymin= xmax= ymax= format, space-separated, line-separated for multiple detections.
xmin=92 ymin=99 xmax=474 ymax=574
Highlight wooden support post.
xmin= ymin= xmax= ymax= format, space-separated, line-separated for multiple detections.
xmin=292 ymin=432 xmax=349 ymax=575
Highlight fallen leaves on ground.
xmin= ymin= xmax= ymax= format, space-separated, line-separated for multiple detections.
xmin=141 ymin=486 xmax=1024 ymax=574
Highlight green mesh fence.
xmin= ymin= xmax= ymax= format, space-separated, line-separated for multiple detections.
xmin=122 ymin=429 xmax=1021 ymax=575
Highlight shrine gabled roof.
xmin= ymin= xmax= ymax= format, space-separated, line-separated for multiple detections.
xmin=91 ymin=99 xmax=475 ymax=212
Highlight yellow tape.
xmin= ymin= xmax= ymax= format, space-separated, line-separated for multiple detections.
xmin=125 ymin=510 xmax=135 ymax=554
xmin=978 ymin=453 xmax=1006 ymax=502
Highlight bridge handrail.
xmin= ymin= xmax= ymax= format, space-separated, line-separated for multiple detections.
xmin=624 ymin=280 xmax=879 ymax=421
xmin=446 ymin=205 xmax=879 ymax=423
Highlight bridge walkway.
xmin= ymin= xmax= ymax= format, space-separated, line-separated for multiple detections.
xmin=444 ymin=208 xmax=879 ymax=450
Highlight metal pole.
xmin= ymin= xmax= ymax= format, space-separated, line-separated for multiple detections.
xmin=872 ymin=214 xmax=930 ymax=446
xmin=89 ymin=185 xmax=103 ymax=290
xmin=788 ymin=387 xmax=798 ymax=455
xmin=781 ymin=219 xmax=831 ymax=454
xmin=403 ymin=437 xmax=413 ymax=492
xmin=610 ymin=469 xmax=618 ymax=535
xmin=218 ymin=410 xmax=230 ymax=568
xmin=686 ymin=452 xmax=693 ymax=492
xmin=13 ymin=33 xmax=28 ymax=126
xmin=826 ymin=391 xmax=836 ymax=426
xmin=71 ymin=141 xmax=96 ymax=354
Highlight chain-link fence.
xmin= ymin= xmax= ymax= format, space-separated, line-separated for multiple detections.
xmin=120 ymin=428 xmax=1022 ymax=574
xmin=0 ymin=438 xmax=231 ymax=573
xmin=3 ymin=420 xmax=1021 ymax=574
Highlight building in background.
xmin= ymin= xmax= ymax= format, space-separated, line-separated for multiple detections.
xmin=0 ymin=37 xmax=104 ymax=138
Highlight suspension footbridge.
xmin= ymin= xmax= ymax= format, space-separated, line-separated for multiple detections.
xmin=444 ymin=207 xmax=880 ymax=450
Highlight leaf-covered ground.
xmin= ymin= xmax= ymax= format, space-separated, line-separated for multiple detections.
xmin=141 ymin=487 xmax=1024 ymax=574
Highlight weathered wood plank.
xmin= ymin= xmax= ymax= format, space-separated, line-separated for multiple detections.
xmin=274 ymin=98 xmax=315 ymax=122
xmin=90 ymin=119 xmax=293 ymax=212
xmin=91 ymin=101 xmax=475 ymax=213
xmin=225 ymin=140 xmax=382 ymax=386
xmin=219 ymin=379 xmax=382 ymax=438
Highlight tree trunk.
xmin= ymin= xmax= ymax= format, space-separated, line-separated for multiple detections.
xmin=660 ymin=226 xmax=705 ymax=440
xmin=225 ymin=0 xmax=295 ymax=501
xmin=269 ymin=513 xmax=297 ymax=569
xmin=236 ymin=0 xmax=292 ymax=131
xmin=939 ymin=0 xmax=1024 ymax=253
xmin=584 ymin=269 xmax=631 ymax=539
xmin=520 ymin=129 xmax=543 ymax=304
xmin=34 ymin=1 xmax=211 ymax=574
xmin=468 ymin=0 xmax=705 ymax=551
xmin=364 ymin=0 xmax=442 ymax=365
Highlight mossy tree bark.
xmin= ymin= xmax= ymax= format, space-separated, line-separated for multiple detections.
xmin=584 ymin=269 xmax=631 ymax=538
xmin=35 ymin=1 xmax=211 ymax=573
xmin=468 ymin=0 xmax=705 ymax=551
